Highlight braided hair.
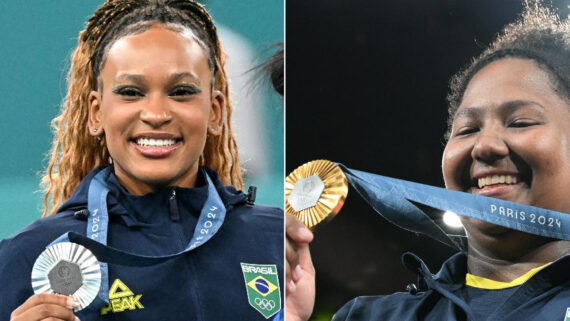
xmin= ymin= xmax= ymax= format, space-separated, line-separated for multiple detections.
xmin=445 ymin=0 xmax=570 ymax=139
xmin=41 ymin=0 xmax=242 ymax=217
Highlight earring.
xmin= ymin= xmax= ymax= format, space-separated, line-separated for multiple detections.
xmin=92 ymin=128 xmax=98 ymax=133
xmin=210 ymin=126 xmax=218 ymax=132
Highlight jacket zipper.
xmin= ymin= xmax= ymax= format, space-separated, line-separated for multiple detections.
xmin=169 ymin=188 xmax=180 ymax=221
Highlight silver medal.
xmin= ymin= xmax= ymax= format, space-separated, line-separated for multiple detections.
xmin=31 ymin=242 xmax=102 ymax=311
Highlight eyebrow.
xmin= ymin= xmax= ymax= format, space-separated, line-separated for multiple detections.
xmin=114 ymin=72 xmax=201 ymax=85
xmin=453 ymin=107 xmax=480 ymax=119
xmin=115 ymin=74 xmax=146 ymax=84
xmin=454 ymin=99 xmax=545 ymax=119
xmin=500 ymin=99 xmax=545 ymax=112
xmin=169 ymin=72 xmax=200 ymax=85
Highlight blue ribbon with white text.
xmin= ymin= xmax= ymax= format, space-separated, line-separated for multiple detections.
xmin=338 ymin=164 xmax=570 ymax=250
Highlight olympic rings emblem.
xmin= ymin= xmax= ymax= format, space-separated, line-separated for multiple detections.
xmin=254 ymin=298 xmax=275 ymax=310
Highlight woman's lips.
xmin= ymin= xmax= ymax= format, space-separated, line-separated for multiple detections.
xmin=131 ymin=141 xmax=181 ymax=158
xmin=470 ymin=182 xmax=523 ymax=197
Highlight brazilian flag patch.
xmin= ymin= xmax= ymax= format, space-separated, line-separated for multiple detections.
xmin=241 ymin=263 xmax=281 ymax=319
xmin=565 ymin=307 xmax=570 ymax=321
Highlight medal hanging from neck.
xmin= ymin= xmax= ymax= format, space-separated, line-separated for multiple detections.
xmin=31 ymin=166 xmax=228 ymax=311
xmin=286 ymin=160 xmax=570 ymax=250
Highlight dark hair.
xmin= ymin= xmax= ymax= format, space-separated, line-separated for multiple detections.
xmin=265 ymin=46 xmax=284 ymax=96
xmin=87 ymin=0 xmax=219 ymax=80
xmin=445 ymin=0 xmax=570 ymax=139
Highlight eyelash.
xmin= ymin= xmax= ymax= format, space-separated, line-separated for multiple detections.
xmin=455 ymin=127 xmax=478 ymax=136
xmin=508 ymin=119 xmax=539 ymax=128
xmin=453 ymin=119 xmax=540 ymax=137
xmin=111 ymin=85 xmax=201 ymax=99
xmin=169 ymin=85 xmax=201 ymax=97
xmin=113 ymin=86 xmax=143 ymax=97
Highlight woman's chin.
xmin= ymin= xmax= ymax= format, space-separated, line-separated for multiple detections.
xmin=463 ymin=218 xmax=556 ymax=260
xmin=463 ymin=218 xmax=511 ymax=236
xmin=113 ymin=164 xmax=199 ymax=194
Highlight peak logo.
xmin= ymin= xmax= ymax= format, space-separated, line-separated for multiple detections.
xmin=100 ymin=279 xmax=144 ymax=315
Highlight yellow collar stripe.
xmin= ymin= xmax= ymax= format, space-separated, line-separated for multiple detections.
xmin=465 ymin=262 xmax=552 ymax=290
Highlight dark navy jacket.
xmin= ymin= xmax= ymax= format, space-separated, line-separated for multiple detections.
xmin=0 ymin=166 xmax=283 ymax=320
xmin=333 ymin=252 xmax=570 ymax=321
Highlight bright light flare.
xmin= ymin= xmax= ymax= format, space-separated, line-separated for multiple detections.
xmin=443 ymin=211 xmax=463 ymax=228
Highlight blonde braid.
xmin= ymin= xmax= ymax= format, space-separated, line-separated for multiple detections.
xmin=201 ymin=43 xmax=243 ymax=191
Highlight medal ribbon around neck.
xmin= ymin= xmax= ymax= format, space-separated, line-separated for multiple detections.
xmin=50 ymin=166 xmax=227 ymax=306
xmin=287 ymin=160 xmax=570 ymax=251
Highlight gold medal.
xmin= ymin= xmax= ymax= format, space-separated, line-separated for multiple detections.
xmin=286 ymin=160 xmax=348 ymax=229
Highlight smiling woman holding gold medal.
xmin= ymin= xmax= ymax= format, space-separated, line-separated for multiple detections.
xmin=0 ymin=1 xmax=283 ymax=320
xmin=286 ymin=1 xmax=570 ymax=320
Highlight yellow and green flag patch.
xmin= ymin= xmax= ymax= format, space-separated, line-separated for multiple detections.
xmin=241 ymin=263 xmax=281 ymax=319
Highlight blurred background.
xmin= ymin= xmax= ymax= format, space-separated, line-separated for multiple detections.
xmin=286 ymin=0 xmax=570 ymax=319
xmin=0 ymin=0 xmax=283 ymax=239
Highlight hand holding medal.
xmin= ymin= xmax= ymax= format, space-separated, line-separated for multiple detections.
xmin=9 ymin=294 xmax=81 ymax=321
xmin=9 ymin=242 xmax=99 ymax=321
xmin=284 ymin=160 xmax=348 ymax=321
xmin=2 ymin=0 xmax=283 ymax=319
xmin=285 ymin=155 xmax=570 ymax=321
xmin=31 ymin=242 xmax=102 ymax=312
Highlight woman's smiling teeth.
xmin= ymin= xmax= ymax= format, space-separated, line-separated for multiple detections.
xmin=135 ymin=138 xmax=178 ymax=147
xmin=477 ymin=175 xmax=518 ymax=189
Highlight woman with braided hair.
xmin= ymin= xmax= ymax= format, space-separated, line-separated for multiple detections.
xmin=287 ymin=1 xmax=570 ymax=320
xmin=0 ymin=1 xmax=283 ymax=320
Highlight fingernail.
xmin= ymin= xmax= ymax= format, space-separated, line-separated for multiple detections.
xmin=298 ymin=227 xmax=312 ymax=239
xmin=66 ymin=297 xmax=80 ymax=309
xmin=293 ymin=264 xmax=302 ymax=281
xmin=75 ymin=317 xmax=81 ymax=321
xmin=288 ymin=280 xmax=296 ymax=293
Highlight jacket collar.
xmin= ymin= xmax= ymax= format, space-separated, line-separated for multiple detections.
xmin=57 ymin=165 xmax=247 ymax=227
xmin=403 ymin=250 xmax=570 ymax=320
xmin=403 ymin=250 xmax=570 ymax=292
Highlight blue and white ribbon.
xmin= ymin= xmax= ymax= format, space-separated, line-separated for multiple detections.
xmin=339 ymin=164 xmax=570 ymax=250
xmin=50 ymin=167 xmax=226 ymax=306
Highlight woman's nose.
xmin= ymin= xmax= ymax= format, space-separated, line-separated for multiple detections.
xmin=140 ymin=95 xmax=172 ymax=128
xmin=470 ymin=127 xmax=509 ymax=163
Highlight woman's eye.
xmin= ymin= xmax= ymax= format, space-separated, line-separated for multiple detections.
xmin=509 ymin=119 xmax=538 ymax=128
xmin=455 ymin=127 xmax=478 ymax=136
xmin=169 ymin=85 xmax=200 ymax=97
xmin=113 ymin=86 xmax=144 ymax=97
